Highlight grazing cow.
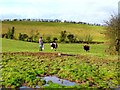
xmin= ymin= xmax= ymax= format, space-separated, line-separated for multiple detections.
xmin=50 ymin=42 xmax=58 ymax=51
xmin=83 ymin=45 xmax=90 ymax=52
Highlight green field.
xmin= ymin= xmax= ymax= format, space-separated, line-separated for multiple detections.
xmin=1 ymin=50 xmax=119 ymax=88
xmin=2 ymin=21 xmax=106 ymax=42
xmin=1 ymin=38 xmax=107 ymax=55
xmin=1 ymin=21 xmax=119 ymax=89
xmin=1 ymin=38 xmax=118 ymax=59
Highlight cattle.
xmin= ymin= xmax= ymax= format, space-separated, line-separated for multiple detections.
xmin=50 ymin=42 xmax=58 ymax=51
xmin=83 ymin=45 xmax=90 ymax=52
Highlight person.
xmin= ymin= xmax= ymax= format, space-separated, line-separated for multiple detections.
xmin=39 ymin=37 xmax=44 ymax=51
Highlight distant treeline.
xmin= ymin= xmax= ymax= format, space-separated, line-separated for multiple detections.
xmin=1 ymin=18 xmax=103 ymax=26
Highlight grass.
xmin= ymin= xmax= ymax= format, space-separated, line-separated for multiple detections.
xmin=1 ymin=21 xmax=119 ymax=89
xmin=2 ymin=38 xmax=105 ymax=53
xmin=1 ymin=53 xmax=119 ymax=88
xmin=1 ymin=38 xmax=38 ymax=52
xmin=2 ymin=21 xmax=106 ymax=42
xmin=1 ymin=38 xmax=118 ymax=59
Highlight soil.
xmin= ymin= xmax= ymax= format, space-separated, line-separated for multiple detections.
xmin=1 ymin=52 xmax=76 ymax=57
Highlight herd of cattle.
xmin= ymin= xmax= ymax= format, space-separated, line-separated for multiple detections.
xmin=50 ymin=42 xmax=90 ymax=52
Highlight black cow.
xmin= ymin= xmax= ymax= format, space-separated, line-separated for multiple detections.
xmin=50 ymin=42 xmax=58 ymax=51
xmin=83 ymin=45 xmax=90 ymax=52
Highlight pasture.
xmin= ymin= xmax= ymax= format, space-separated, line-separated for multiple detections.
xmin=1 ymin=21 xmax=119 ymax=89
xmin=2 ymin=38 xmax=116 ymax=59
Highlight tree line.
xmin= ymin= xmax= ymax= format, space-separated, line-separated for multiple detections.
xmin=1 ymin=18 xmax=102 ymax=26
xmin=2 ymin=27 xmax=99 ymax=44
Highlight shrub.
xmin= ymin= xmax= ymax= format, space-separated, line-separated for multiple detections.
xmin=6 ymin=27 xmax=15 ymax=39
xmin=2 ymin=33 xmax=7 ymax=38
xmin=60 ymin=30 xmax=67 ymax=42
xmin=19 ymin=33 xmax=28 ymax=41
xmin=27 ymin=36 xmax=33 ymax=42
xmin=67 ymin=34 xmax=75 ymax=43
xmin=46 ymin=36 xmax=51 ymax=43
xmin=53 ymin=37 xmax=58 ymax=41
xmin=29 ymin=30 xmax=39 ymax=42
xmin=105 ymin=15 xmax=120 ymax=54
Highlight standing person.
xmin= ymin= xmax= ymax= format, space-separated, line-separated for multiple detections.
xmin=39 ymin=37 xmax=44 ymax=51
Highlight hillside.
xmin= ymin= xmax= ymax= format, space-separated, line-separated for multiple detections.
xmin=2 ymin=21 xmax=106 ymax=42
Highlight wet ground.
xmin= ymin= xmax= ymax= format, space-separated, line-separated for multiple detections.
xmin=20 ymin=75 xmax=77 ymax=89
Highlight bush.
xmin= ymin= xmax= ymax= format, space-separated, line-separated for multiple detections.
xmin=6 ymin=27 xmax=15 ymax=39
xmin=67 ymin=34 xmax=75 ymax=43
xmin=105 ymin=15 xmax=120 ymax=54
xmin=46 ymin=36 xmax=51 ymax=43
xmin=19 ymin=33 xmax=28 ymax=41
xmin=53 ymin=37 xmax=58 ymax=41
xmin=29 ymin=30 xmax=39 ymax=42
xmin=60 ymin=30 xmax=67 ymax=42
xmin=2 ymin=33 xmax=7 ymax=38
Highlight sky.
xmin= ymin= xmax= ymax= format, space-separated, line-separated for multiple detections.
xmin=0 ymin=0 xmax=120 ymax=24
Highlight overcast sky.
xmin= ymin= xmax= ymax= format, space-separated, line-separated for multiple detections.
xmin=0 ymin=0 xmax=119 ymax=24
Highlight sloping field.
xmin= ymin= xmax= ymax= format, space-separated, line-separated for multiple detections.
xmin=2 ymin=21 xmax=106 ymax=42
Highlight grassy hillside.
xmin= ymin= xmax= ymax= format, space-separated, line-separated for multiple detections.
xmin=2 ymin=21 xmax=106 ymax=42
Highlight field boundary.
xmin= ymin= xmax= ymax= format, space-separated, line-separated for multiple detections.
xmin=0 ymin=52 xmax=77 ymax=57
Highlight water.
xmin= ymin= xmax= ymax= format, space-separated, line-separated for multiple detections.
xmin=20 ymin=75 xmax=77 ymax=89
xmin=42 ymin=76 xmax=76 ymax=86
xmin=20 ymin=86 xmax=33 ymax=90
xmin=20 ymin=76 xmax=120 ymax=89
